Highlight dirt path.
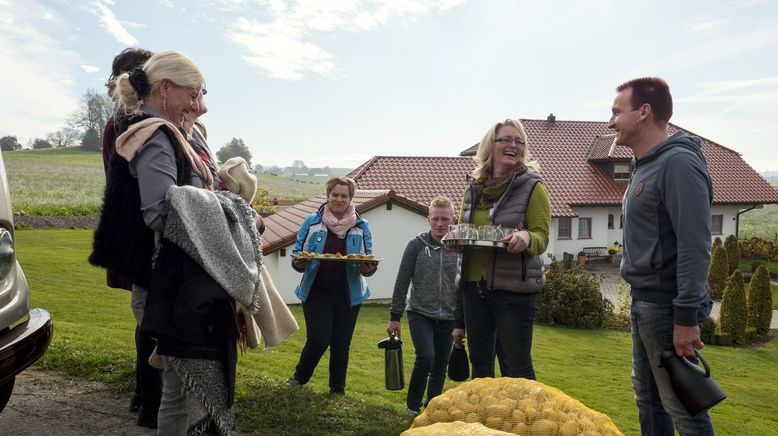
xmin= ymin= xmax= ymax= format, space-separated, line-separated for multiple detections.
xmin=0 ymin=368 xmax=155 ymax=436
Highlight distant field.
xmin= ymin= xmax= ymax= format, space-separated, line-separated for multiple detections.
xmin=1 ymin=147 xmax=330 ymax=215
xmin=739 ymin=204 xmax=778 ymax=241
xmin=3 ymin=148 xmax=105 ymax=215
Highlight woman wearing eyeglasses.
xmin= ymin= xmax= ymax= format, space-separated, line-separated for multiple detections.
xmin=451 ymin=118 xmax=551 ymax=379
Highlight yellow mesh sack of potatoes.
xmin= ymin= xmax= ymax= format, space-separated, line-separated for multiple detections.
xmin=409 ymin=377 xmax=623 ymax=436
xmin=402 ymin=421 xmax=516 ymax=435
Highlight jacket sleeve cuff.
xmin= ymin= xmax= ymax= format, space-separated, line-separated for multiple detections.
xmin=390 ymin=312 xmax=402 ymax=322
xmin=454 ymin=320 xmax=465 ymax=329
xmin=674 ymin=306 xmax=699 ymax=326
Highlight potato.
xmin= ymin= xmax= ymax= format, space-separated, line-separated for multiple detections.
xmin=465 ymin=412 xmax=481 ymax=423
xmin=428 ymin=409 xmax=448 ymax=423
xmin=530 ymin=419 xmax=558 ymax=436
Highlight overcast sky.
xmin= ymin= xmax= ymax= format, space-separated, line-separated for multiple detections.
xmin=1 ymin=0 xmax=776 ymax=171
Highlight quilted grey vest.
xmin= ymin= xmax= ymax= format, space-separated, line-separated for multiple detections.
xmin=461 ymin=170 xmax=545 ymax=294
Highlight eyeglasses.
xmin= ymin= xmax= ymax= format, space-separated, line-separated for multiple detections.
xmin=494 ymin=137 xmax=525 ymax=145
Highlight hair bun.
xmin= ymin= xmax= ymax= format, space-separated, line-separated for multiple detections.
xmin=128 ymin=67 xmax=151 ymax=97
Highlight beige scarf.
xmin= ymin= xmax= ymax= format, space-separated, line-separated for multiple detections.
xmin=116 ymin=117 xmax=214 ymax=190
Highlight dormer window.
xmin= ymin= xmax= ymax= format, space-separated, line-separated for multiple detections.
xmin=614 ymin=163 xmax=631 ymax=181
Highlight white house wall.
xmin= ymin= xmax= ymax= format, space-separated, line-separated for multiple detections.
xmin=547 ymin=204 xmax=743 ymax=260
xmin=263 ymin=204 xmax=429 ymax=304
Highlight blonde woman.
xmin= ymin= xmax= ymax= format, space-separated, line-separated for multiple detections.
xmin=451 ymin=119 xmax=551 ymax=379
xmin=90 ymin=51 xmax=246 ymax=434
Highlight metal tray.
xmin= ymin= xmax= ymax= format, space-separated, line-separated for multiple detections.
xmin=443 ymin=238 xmax=507 ymax=248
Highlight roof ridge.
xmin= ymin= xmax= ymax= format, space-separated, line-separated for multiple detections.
xmin=348 ymin=156 xmax=378 ymax=180
xmin=669 ymin=123 xmax=741 ymax=155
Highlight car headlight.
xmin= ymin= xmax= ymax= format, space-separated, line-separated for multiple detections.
xmin=0 ymin=227 xmax=14 ymax=280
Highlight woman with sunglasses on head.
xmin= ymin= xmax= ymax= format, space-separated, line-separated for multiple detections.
xmin=91 ymin=51 xmax=260 ymax=435
xmin=451 ymin=118 xmax=551 ymax=380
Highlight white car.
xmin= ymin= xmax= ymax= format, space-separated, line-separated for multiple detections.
xmin=0 ymin=151 xmax=53 ymax=413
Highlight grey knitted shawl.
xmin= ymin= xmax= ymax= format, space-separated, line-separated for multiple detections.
xmin=164 ymin=185 xmax=262 ymax=313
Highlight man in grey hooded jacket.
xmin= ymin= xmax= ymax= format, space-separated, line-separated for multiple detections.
xmin=610 ymin=77 xmax=715 ymax=436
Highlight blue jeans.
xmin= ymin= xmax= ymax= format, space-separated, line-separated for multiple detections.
xmin=631 ymin=299 xmax=715 ymax=436
xmin=462 ymin=282 xmax=538 ymax=379
xmin=406 ymin=312 xmax=454 ymax=412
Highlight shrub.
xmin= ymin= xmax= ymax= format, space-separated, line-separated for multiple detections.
xmin=251 ymin=186 xmax=278 ymax=215
xmin=747 ymin=265 xmax=773 ymax=335
xmin=713 ymin=332 xmax=733 ymax=346
xmin=537 ymin=257 xmax=610 ymax=329
xmin=724 ymin=235 xmax=740 ymax=274
xmin=604 ymin=280 xmax=631 ymax=331
xmin=751 ymin=259 xmax=765 ymax=273
xmin=700 ymin=317 xmax=717 ymax=344
xmin=739 ymin=237 xmax=778 ymax=261
xmin=719 ymin=270 xmax=747 ymax=344
xmin=712 ymin=236 xmax=722 ymax=250
xmin=707 ymin=245 xmax=729 ymax=300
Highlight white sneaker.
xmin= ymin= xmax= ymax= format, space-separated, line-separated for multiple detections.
xmin=405 ymin=408 xmax=419 ymax=417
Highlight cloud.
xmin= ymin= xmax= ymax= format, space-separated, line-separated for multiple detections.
xmin=81 ymin=65 xmax=99 ymax=73
xmin=0 ymin=0 xmax=79 ymax=141
xmin=228 ymin=0 xmax=467 ymax=80
xmin=677 ymin=76 xmax=778 ymax=114
xmin=93 ymin=0 xmax=138 ymax=45
xmin=684 ymin=19 xmax=725 ymax=34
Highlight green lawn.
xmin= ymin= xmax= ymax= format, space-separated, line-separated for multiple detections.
xmin=16 ymin=229 xmax=778 ymax=435
xmin=2 ymin=148 xmax=329 ymax=215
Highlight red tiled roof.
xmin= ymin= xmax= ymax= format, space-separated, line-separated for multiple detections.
xmin=586 ymin=134 xmax=633 ymax=160
xmin=261 ymin=189 xmax=427 ymax=254
xmin=347 ymin=119 xmax=778 ymax=218
xmin=347 ymin=156 xmax=475 ymax=209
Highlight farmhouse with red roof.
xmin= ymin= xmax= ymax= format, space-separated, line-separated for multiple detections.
xmin=261 ymin=116 xmax=778 ymax=302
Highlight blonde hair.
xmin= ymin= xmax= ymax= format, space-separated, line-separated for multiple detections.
xmin=472 ymin=118 xmax=539 ymax=180
xmin=325 ymin=176 xmax=357 ymax=198
xmin=112 ymin=51 xmax=205 ymax=112
xmin=429 ymin=195 xmax=455 ymax=216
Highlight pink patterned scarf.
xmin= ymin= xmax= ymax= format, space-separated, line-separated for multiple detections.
xmin=322 ymin=204 xmax=357 ymax=239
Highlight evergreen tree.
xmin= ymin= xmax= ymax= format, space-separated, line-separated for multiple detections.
xmin=747 ymin=265 xmax=773 ymax=335
xmin=80 ymin=128 xmax=101 ymax=151
xmin=706 ymin=245 xmax=728 ymax=300
xmin=720 ymin=270 xmax=747 ymax=344
xmin=712 ymin=236 xmax=722 ymax=250
xmin=724 ymin=234 xmax=740 ymax=274
xmin=216 ymin=138 xmax=252 ymax=167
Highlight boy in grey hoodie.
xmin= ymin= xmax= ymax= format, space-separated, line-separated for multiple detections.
xmin=387 ymin=196 xmax=459 ymax=416
xmin=610 ymin=77 xmax=714 ymax=435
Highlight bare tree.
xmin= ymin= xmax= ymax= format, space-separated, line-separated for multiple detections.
xmin=68 ymin=88 xmax=113 ymax=147
xmin=46 ymin=128 xmax=79 ymax=147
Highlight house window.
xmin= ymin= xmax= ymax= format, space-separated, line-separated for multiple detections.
xmin=712 ymin=215 xmax=723 ymax=235
xmin=608 ymin=213 xmax=614 ymax=229
xmin=558 ymin=217 xmax=572 ymax=240
xmin=619 ymin=214 xmax=624 ymax=229
xmin=614 ymin=163 xmax=631 ymax=181
xmin=578 ymin=217 xmax=592 ymax=239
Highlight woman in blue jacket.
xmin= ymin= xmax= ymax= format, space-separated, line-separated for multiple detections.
xmin=286 ymin=177 xmax=378 ymax=394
